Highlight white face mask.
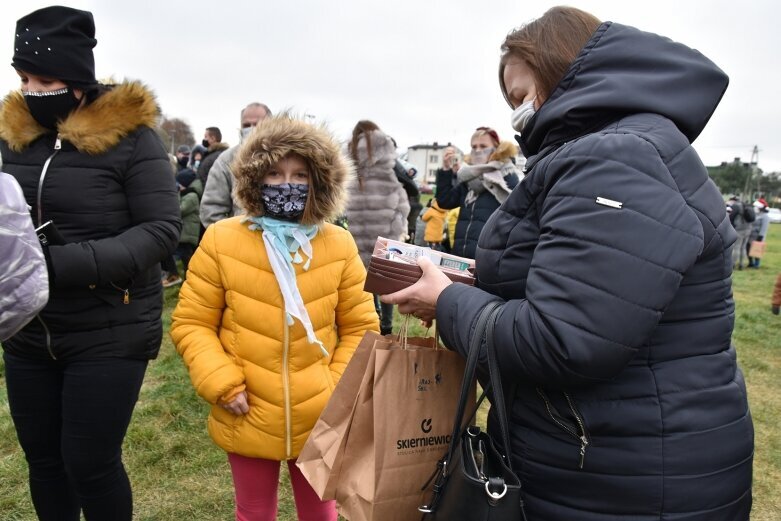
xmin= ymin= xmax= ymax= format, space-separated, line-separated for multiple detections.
xmin=471 ymin=147 xmax=495 ymax=165
xmin=510 ymin=98 xmax=537 ymax=132
xmin=240 ymin=126 xmax=253 ymax=143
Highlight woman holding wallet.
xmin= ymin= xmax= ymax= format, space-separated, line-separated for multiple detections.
xmin=384 ymin=6 xmax=753 ymax=520
xmin=0 ymin=7 xmax=180 ymax=520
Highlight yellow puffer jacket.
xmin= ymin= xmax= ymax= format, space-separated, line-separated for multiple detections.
xmin=171 ymin=217 xmax=379 ymax=460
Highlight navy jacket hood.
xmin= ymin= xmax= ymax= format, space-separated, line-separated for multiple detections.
xmin=519 ymin=22 xmax=729 ymax=157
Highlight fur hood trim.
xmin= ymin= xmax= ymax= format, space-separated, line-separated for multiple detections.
xmin=232 ymin=114 xmax=354 ymax=225
xmin=207 ymin=142 xmax=230 ymax=154
xmin=0 ymin=81 xmax=160 ymax=155
xmin=488 ymin=141 xmax=518 ymax=163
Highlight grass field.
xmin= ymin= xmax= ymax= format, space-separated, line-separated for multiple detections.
xmin=1 ymin=225 xmax=780 ymax=520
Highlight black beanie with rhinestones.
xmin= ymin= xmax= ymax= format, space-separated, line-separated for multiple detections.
xmin=11 ymin=6 xmax=97 ymax=90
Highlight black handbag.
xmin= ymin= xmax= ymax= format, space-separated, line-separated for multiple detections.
xmin=419 ymin=302 xmax=528 ymax=520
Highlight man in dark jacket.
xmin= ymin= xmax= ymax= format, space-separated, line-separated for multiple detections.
xmin=196 ymin=126 xmax=229 ymax=184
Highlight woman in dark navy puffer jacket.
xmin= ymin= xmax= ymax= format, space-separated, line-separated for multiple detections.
xmin=385 ymin=6 xmax=753 ymax=520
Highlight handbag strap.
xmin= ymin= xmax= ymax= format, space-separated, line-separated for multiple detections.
xmin=484 ymin=307 xmax=514 ymax=470
xmin=442 ymin=301 xmax=502 ymax=470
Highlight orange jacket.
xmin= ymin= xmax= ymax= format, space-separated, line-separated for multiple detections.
xmin=421 ymin=200 xmax=447 ymax=243
xmin=171 ymin=218 xmax=378 ymax=460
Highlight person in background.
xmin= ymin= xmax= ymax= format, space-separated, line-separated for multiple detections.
xmin=747 ymin=200 xmax=770 ymax=268
xmin=436 ymin=128 xmax=521 ymax=259
xmin=190 ymin=143 xmax=206 ymax=171
xmin=162 ymin=144 xmax=199 ymax=287
xmin=196 ymin=126 xmax=229 ymax=184
xmin=0 ymin=172 xmax=49 ymax=341
xmin=173 ymin=169 xmax=203 ymax=278
xmin=345 ymin=120 xmax=409 ymax=335
xmin=171 ymin=114 xmax=377 ymax=521
xmin=727 ymin=194 xmax=753 ymax=270
xmin=772 ymin=274 xmax=781 ymax=315
xmin=384 ymin=6 xmax=752 ymax=520
xmin=0 ymin=7 xmax=180 ymax=520
xmin=200 ymin=102 xmax=272 ymax=227
xmin=393 ymin=156 xmax=422 ymax=243
xmin=422 ymin=198 xmax=447 ymax=249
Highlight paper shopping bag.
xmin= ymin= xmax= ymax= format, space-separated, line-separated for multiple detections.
xmin=749 ymin=240 xmax=766 ymax=258
xmin=334 ymin=334 xmax=467 ymax=521
xmin=297 ymin=330 xmax=380 ymax=499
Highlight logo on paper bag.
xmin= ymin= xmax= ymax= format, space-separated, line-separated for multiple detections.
xmin=396 ymin=418 xmax=451 ymax=454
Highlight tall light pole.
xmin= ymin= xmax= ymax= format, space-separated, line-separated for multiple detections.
xmin=744 ymin=145 xmax=759 ymax=199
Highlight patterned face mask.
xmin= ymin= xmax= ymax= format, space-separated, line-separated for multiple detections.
xmin=261 ymin=183 xmax=309 ymax=220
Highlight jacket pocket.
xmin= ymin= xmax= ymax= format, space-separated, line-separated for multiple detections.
xmin=536 ymin=387 xmax=590 ymax=469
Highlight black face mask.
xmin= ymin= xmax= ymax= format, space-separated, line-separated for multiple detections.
xmin=177 ymin=156 xmax=189 ymax=168
xmin=202 ymin=139 xmax=210 ymax=148
xmin=261 ymin=183 xmax=309 ymax=221
xmin=24 ymin=87 xmax=81 ymax=131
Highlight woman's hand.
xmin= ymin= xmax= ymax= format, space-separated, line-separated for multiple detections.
xmin=221 ymin=391 xmax=249 ymax=415
xmin=381 ymin=257 xmax=453 ymax=325
xmin=442 ymin=147 xmax=460 ymax=173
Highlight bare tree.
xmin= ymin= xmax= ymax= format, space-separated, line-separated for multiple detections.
xmin=158 ymin=117 xmax=195 ymax=154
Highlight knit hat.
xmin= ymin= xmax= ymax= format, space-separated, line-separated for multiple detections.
xmin=176 ymin=144 xmax=192 ymax=155
xmin=12 ymin=6 xmax=98 ymax=90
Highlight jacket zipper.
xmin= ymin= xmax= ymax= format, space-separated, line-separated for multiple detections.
xmin=461 ymin=200 xmax=477 ymax=256
xmin=36 ymin=134 xmax=61 ymax=226
xmin=35 ymin=315 xmax=56 ymax=360
xmin=536 ymin=388 xmax=590 ymax=468
xmin=34 ymin=135 xmax=62 ymax=360
xmin=283 ymin=319 xmax=292 ymax=459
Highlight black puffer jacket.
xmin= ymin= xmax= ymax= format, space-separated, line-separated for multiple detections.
xmin=0 ymin=81 xmax=181 ymax=361
xmin=436 ymin=23 xmax=752 ymax=520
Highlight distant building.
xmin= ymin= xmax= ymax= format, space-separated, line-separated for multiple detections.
xmin=404 ymin=142 xmax=462 ymax=186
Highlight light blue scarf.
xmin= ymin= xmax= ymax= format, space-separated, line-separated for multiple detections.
xmin=244 ymin=216 xmax=328 ymax=357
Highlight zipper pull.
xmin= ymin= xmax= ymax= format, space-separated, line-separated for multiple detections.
xmin=123 ymin=289 xmax=130 ymax=305
xmin=578 ymin=435 xmax=589 ymax=469
xmin=54 ymin=134 xmax=62 ymax=150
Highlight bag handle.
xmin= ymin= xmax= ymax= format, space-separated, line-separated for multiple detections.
xmin=442 ymin=301 xmax=503 ymax=470
xmin=484 ymin=308 xmax=514 ymax=470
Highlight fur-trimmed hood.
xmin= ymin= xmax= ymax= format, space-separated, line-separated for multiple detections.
xmin=232 ymin=115 xmax=354 ymax=225
xmin=488 ymin=140 xmax=518 ymax=163
xmin=0 ymin=80 xmax=160 ymax=155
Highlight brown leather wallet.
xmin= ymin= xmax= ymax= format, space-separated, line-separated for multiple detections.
xmin=364 ymin=253 xmax=475 ymax=295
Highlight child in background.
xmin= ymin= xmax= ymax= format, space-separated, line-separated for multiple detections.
xmin=171 ymin=115 xmax=379 ymax=521
xmin=422 ymin=199 xmax=448 ymax=249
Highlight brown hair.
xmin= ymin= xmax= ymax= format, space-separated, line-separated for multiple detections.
xmin=348 ymin=120 xmax=381 ymax=190
xmin=205 ymin=126 xmax=222 ymax=142
xmin=499 ymin=6 xmax=601 ymax=107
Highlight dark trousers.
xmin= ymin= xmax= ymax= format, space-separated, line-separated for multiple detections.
xmin=161 ymin=254 xmax=179 ymax=277
xmin=175 ymin=243 xmax=197 ymax=274
xmin=373 ymin=294 xmax=394 ymax=335
xmin=3 ymin=352 xmax=148 ymax=521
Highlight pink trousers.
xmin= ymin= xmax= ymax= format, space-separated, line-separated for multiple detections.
xmin=228 ymin=453 xmax=337 ymax=521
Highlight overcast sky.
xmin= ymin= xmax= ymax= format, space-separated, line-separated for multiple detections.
xmin=4 ymin=1 xmax=780 ymax=172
